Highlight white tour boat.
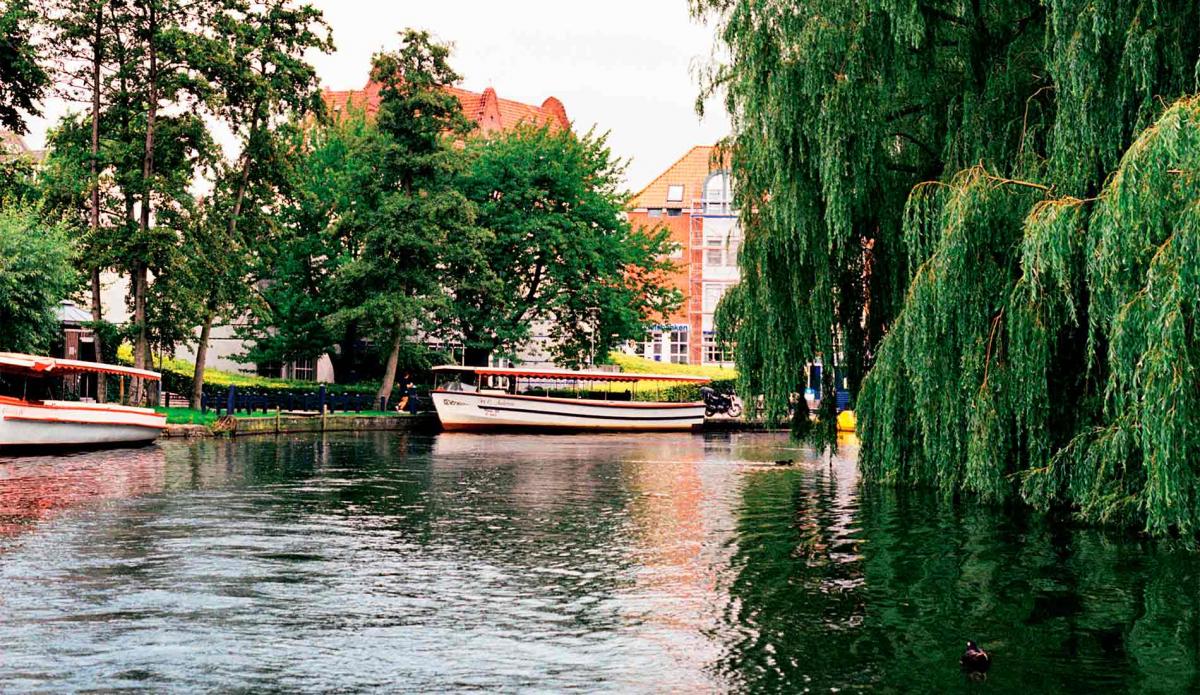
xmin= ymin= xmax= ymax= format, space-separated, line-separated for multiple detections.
xmin=431 ymin=365 xmax=710 ymax=432
xmin=0 ymin=353 xmax=166 ymax=449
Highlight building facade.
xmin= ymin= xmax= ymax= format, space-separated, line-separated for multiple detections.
xmin=626 ymin=146 xmax=740 ymax=365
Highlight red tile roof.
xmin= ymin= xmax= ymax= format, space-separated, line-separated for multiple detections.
xmin=630 ymin=146 xmax=730 ymax=210
xmin=322 ymin=81 xmax=569 ymax=133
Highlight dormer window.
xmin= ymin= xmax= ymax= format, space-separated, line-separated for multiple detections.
xmin=703 ymin=171 xmax=732 ymax=213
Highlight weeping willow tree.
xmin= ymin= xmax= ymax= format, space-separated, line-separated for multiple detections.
xmin=698 ymin=1 xmax=1200 ymax=534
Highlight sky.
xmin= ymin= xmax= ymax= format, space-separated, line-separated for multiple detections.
xmin=24 ymin=0 xmax=731 ymax=193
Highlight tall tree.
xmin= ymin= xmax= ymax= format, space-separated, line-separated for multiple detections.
xmin=48 ymin=0 xmax=114 ymax=397
xmin=335 ymin=29 xmax=479 ymax=401
xmin=0 ymin=0 xmax=50 ymax=133
xmin=186 ymin=0 xmax=331 ymax=408
xmin=450 ymin=123 xmax=681 ymax=367
xmin=102 ymin=0 xmax=222 ymax=400
xmin=697 ymin=1 xmax=1200 ymax=534
xmin=694 ymin=0 xmax=1055 ymax=433
xmin=240 ymin=108 xmax=382 ymax=383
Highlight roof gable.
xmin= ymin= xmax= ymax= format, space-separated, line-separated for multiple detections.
xmin=630 ymin=146 xmax=730 ymax=210
xmin=322 ymin=81 xmax=570 ymax=133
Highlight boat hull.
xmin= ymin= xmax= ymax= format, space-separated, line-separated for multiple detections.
xmin=0 ymin=399 xmax=165 ymax=448
xmin=432 ymin=390 xmax=705 ymax=432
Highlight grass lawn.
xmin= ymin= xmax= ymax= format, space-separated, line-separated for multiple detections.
xmin=156 ymin=407 xmax=277 ymax=425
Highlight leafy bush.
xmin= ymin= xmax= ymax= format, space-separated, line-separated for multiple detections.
xmin=607 ymin=352 xmax=738 ymax=380
xmin=0 ymin=206 xmax=76 ymax=353
xmin=117 ymin=345 xmax=380 ymax=396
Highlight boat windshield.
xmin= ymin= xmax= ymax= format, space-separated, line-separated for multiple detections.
xmin=433 ymin=368 xmax=704 ymax=403
xmin=0 ymin=369 xmax=160 ymax=406
xmin=435 ymin=371 xmax=480 ymax=393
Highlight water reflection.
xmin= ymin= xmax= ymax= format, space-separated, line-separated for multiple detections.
xmin=0 ymin=446 xmax=166 ymax=541
xmin=0 ymin=432 xmax=1195 ymax=692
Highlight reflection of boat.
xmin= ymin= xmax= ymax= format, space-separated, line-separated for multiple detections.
xmin=0 ymin=446 xmax=166 ymax=540
xmin=431 ymin=365 xmax=709 ymax=432
xmin=0 ymin=353 xmax=166 ymax=449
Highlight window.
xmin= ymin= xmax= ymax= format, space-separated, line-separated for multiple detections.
xmin=285 ymin=357 xmax=316 ymax=381
xmin=703 ymin=171 xmax=732 ymax=213
xmin=703 ymin=283 xmax=729 ymax=313
xmin=703 ymin=333 xmax=734 ymax=363
xmin=666 ymin=207 xmax=682 ymax=217
xmin=641 ymin=330 xmax=663 ymax=361
xmin=668 ymin=328 xmax=689 ymax=364
xmin=668 ymin=242 xmax=684 ymax=259
xmin=647 ymin=208 xmax=662 ymax=218
xmin=666 ymin=184 xmax=684 ymax=203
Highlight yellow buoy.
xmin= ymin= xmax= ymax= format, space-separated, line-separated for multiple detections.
xmin=836 ymin=409 xmax=857 ymax=433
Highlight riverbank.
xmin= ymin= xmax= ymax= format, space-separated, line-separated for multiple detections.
xmin=162 ymin=413 xmax=439 ymax=438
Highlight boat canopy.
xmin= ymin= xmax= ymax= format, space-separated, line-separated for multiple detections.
xmin=0 ymin=353 xmax=163 ymax=381
xmin=431 ymin=364 xmax=711 ymax=384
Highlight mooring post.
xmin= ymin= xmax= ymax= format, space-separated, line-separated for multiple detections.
xmin=226 ymin=385 xmax=236 ymax=416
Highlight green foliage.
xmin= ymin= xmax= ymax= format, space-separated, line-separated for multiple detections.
xmin=697 ymin=0 xmax=1200 ymax=443
xmin=859 ymin=98 xmax=1200 ymax=536
xmin=241 ymin=108 xmax=377 ymax=369
xmin=451 ymin=124 xmax=681 ymax=366
xmin=0 ymin=153 xmax=39 ymax=204
xmin=0 ymin=205 xmax=78 ymax=353
xmin=118 ymin=345 xmax=378 ymax=395
xmin=181 ymin=0 xmax=332 ymax=402
xmin=608 ymin=352 xmax=736 ymax=380
xmin=0 ymin=0 xmax=50 ymax=133
xmin=332 ymin=29 xmax=482 ymax=398
xmin=701 ymin=1 xmax=1200 ymax=534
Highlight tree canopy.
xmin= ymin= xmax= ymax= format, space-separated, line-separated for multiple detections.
xmin=698 ymin=0 xmax=1200 ymax=534
xmin=0 ymin=0 xmax=50 ymax=133
xmin=451 ymin=123 xmax=680 ymax=367
xmin=247 ymin=33 xmax=681 ymax=389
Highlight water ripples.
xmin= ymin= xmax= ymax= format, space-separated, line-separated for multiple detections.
xmin=1 ymin=432 xmax=1197 ymax=692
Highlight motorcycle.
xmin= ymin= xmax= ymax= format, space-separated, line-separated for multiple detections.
xmin=700 ymin=386 xmax=743 ymax=418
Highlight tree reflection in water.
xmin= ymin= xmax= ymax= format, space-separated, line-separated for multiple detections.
xmin=718 ymin=438 xmax=1199 ymax=692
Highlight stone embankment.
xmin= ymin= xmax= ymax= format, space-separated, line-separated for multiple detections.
xmin=162 ymin=413 xmax=439 ymax=439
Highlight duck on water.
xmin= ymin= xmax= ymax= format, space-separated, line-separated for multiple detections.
xmin=961 ymin=640 xmax=991 ymax=674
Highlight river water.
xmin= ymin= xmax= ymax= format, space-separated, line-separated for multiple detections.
xmin=0 ymin=432 xmax=1196 ymax=692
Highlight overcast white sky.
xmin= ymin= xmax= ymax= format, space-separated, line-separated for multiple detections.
xmin=25 ymin=0 xmax=730 ymax=193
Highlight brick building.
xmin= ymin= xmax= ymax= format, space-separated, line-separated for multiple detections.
xmin=626 ymin=146 xmax=739 ymax=365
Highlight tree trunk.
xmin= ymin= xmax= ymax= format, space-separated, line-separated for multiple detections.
xmin=377 ymin=328 xmax=403 ymax=403
xmin=133 ymin=2 xmax=158 ymax=403
xmin=190 ymin=309 xmax=214 ymax=409
xmin=89 ymin=6 xmax=104 ymax=402
xmin=91 ymin=269 xmax=106 ymax=402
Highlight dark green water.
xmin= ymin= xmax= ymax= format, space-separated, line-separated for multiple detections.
xmin=0 ymin=432 xmax=1196 ymax=692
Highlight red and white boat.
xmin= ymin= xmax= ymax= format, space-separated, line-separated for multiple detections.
xmin=0 ymin=353 xmax=166 ymax=449
xmin=431 ymin=365 xmax=710 ymax=432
